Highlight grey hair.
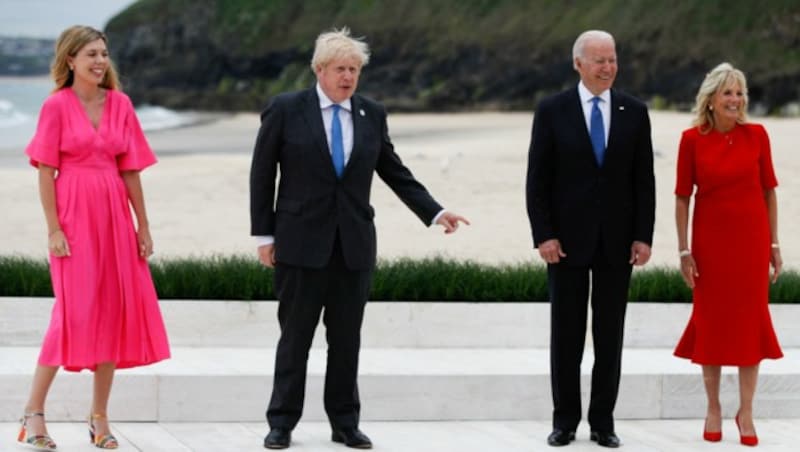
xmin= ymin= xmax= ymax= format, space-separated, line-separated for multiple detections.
xmin=692 ymin=62 xmax=749 ymax=132
xmin=310 ymin=27 xmax=370 ymax=71
xmin=572 ymin=30 xmax=615 ymax=69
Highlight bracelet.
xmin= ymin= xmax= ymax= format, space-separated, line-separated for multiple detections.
xmin=771 ymin=243 xmax=780 ymax=249
xmin=679 ymin=249 xmax=691 ymax=257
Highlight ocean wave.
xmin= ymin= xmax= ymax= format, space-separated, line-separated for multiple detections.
xmin=136 ymin=105 xmax=197 ymax=131
xmin=0 ymin=99 xmax=30 ymax=128
xmin=0 ymin=99 xmax=201 ymax=135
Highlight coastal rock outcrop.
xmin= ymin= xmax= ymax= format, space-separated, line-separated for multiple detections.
xmin=106 ymin=0 xmax=800 ymax=113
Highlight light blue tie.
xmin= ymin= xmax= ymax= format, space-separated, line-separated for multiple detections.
xmin=331 ymin=104 xmax=345 ymax=178
xmin=590 ymin=97 xmax=605 ymax=165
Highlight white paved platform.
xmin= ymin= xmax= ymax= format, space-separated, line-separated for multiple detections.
xmin=5 ymin=298 xmax=800 ymax=423
xmin=1 ymin=420 xmax=798 ymax=451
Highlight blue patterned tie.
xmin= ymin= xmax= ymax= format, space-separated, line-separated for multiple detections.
xmin=331 ymin=104 xmax=345 ymax=178
xmin=590 ymin=97 xmax=605 ymax=165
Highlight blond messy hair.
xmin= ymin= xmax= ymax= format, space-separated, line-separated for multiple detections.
xmin=51 ymin=25 xmax=121 ymax=92
xmin=310 ymin=27 xmax=370 ymax=72
xmin=692 ymin=62 xmax=749 ymax=133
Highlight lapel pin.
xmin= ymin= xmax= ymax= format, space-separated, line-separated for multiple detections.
xmin=619 ymin=106 xmax=625 ymax=110
xmin=359 ymin=109 xmax=365 ymax=116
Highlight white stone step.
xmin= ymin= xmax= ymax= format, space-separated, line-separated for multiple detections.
xmin=1 ymin=346 xmax=798 ymax=422
xmin=7 ymin=298 xmax=800 ymax=348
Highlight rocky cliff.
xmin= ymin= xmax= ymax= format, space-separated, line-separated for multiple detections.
xmin=105 ymin=0 xmax=800 ymax=113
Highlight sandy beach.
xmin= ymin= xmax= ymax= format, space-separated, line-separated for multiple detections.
xmin=1 ymin=110 xmax=797 ymax=269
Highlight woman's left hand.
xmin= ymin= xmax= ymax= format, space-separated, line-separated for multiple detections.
xmin=137 ymin=226 xmax=154 ymax=258
xmin=770 ymin=247 xmax=782 ymax=283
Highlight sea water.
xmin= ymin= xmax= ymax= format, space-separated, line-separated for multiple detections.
xmin=0 ymin=76 xmax=196 ymax=162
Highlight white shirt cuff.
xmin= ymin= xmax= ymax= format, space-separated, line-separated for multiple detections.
xmin=431 ymin=209 xmax=446 ymax=226
xmin=255 ymin=235 xmax=274 ymax=247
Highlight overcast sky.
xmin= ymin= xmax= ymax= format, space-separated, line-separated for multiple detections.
xmin=2 ymin=0 xmax=137 ymax=38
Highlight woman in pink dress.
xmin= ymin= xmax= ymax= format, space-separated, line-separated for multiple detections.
xmin=17 ymin=26 xmax=170 ymax=451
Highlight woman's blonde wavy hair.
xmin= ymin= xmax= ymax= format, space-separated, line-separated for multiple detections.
xmin=692 ymin=62 xmax=748 ymax=133
xmin=51 ymin=25 xmax=121 ymax=92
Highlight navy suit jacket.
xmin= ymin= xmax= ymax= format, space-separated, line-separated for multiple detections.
xmin=526 ymin=87 xmax=656 ymax=266
xmin=250 ymin=88 xmax=443 ymax=270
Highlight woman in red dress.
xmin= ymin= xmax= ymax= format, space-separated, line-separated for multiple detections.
xmin=674 ymin=62 xmax=783 ymax=447
xmin=17 ymin=26 xmax=170 ymax=451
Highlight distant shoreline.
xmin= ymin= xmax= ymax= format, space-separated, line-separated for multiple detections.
xmin=0 ymin=74 xmax=50 ymax=82
xmin=0 ymin=74 xmax=50 ymax=83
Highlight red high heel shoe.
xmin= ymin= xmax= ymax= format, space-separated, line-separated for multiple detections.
xmin=735 ymin=413 xmax=758 ymax=447
xmin=703 ymin=417 xmax=722 ymax=442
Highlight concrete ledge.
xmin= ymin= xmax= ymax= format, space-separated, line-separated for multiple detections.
xmin=7 ymin=298 xmax=800 ymax=348
xmin=1 ymin=347 xmax=797 ymax=422
xmin=7 ymin=299 xmax=798 ymax=422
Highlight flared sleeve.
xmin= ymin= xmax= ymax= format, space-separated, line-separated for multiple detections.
xmin=25 ymin=95 xmax=62 ymax=168
xmin=116 ymin=94 xmax=156 ymax=171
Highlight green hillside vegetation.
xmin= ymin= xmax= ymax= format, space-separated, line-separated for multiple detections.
xmin=106 ymin=0 xmax=800 ymax=112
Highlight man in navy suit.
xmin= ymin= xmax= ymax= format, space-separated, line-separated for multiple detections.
xmin=250 ymin=28 xmax=468 ymax=449
xmin=526 ymin=30 xmax=655 ymax=448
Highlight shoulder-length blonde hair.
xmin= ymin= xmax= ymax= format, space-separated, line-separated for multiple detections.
xmin=51 ymin=25 xmax=121 ymax=92
xmin=692 ymin=62 xmax=748 ymax=133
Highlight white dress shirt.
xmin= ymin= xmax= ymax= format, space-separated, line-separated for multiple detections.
xmin=317 ymin=83 xmax=355 ymax=165
xmin=577 ymin=81 xmax=610 ymax=148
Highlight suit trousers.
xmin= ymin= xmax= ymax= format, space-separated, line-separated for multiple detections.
xmin=267 ymin=235 xmax=373 ymax=430
xmin=548 ymin=245 xmax=632 ymax=433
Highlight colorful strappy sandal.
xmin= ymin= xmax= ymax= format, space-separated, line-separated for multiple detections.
xmin=17 ymin=412 xmax=57 ymax=451
xmin=88 ymin=413 xmax=119 ymax=449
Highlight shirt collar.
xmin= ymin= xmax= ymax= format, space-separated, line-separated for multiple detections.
xmin=316 ymin=83 xmax=352 ymax=112
xmin=578 ymin=81 xmax=610 ymax=105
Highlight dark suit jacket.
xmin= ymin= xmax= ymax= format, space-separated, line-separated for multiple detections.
xmin=250 ymin=88 xmax=443 ymax=270
xmin=526 ymin=87 xmax=655 ymax=266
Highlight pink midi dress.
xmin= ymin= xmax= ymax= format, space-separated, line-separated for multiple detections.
xmin=25 ymin=88 xmax=170 ymax=372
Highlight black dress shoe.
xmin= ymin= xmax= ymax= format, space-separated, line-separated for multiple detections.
xmin=590 ymin=431 xmax=621 ymax=448
xmin=331 ymin=427 xmax=372 ymax=449
xmin=264 ymin=428 xmax=291 ymax=449
xmin=547 ymin=429 xmax=576 ymax=446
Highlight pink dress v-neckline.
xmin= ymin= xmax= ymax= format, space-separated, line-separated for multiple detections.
xmin=67 ymin=87 xmax=109 ymax=133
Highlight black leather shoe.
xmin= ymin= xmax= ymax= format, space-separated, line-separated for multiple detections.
xmin=331 ymin=427 xmax=372 ymax=449
xmin=547 ymin=429 xmax=576 ymax=446
xmin=590 ymin=431 xmax=621 ymax=448
xmin=264 ymin=428 xmax=291 ymax=449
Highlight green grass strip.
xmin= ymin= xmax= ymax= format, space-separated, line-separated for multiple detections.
xmin=1 ymin=255 xmax=797 ymax=303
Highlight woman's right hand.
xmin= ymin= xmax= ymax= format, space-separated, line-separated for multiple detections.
xmin=680 ymin=253 xmax=699 ymax=288
xmin=48 ymin=230 xmax=71 ymax=257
